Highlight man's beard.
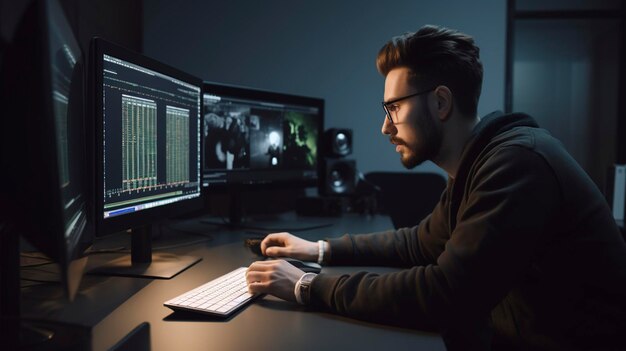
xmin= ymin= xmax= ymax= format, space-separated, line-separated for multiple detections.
xmin=393 ymin=104 xmax=442 ymax=169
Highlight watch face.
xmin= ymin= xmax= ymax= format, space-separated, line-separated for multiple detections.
xmin=298 ymin=273 xmax=316 ymax=304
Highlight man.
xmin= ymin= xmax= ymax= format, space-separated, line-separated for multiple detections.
xmin=245 ymin=25 xmax=626 ymax=350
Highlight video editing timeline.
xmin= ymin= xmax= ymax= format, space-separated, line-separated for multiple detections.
xmin=202 ymin=93 xmax=319 ymax=185
xmin=166 ymin=106 xmax=190 ymax=185
xmin=102 ymin=54 xmax=201 ymax=219
xmin=121 ymin=95 xmax=157 ymax=192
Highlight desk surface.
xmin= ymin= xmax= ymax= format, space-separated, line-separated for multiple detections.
xmin=22 ymin=213 xmax=445 ymax=350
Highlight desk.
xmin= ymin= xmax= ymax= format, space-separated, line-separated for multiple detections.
xmin=22 ymin=213 xmax=445 ymax=350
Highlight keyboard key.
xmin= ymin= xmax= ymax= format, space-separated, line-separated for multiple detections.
xmin=163 ymin=267 xmax=259 ymax=317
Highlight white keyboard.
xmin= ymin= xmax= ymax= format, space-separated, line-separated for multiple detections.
xmin=164 ymin=267 xmax=259 ymax=317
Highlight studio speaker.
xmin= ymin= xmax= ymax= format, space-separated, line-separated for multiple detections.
xmin=320 ymin=158 xmax=356 ymax=196
xmin=323 ymin=128 xmax=352 ymax=158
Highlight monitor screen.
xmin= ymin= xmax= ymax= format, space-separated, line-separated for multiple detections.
xmin=201 ymin=82 xmax=324 ymax=189
xmin=92 ymin=39 xmax=203 ymax=235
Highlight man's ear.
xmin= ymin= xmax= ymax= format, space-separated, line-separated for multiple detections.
xmin=434 ymin=85 xmax=453 ymax=121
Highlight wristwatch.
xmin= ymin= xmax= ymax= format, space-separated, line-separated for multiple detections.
xmin=296 ymin=272 xmax=317 ymax=305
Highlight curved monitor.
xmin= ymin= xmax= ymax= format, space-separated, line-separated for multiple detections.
xmin=0 ymin=0 xmax=92 ymax=300
xmin=91 ymin=38 xmax=203 ymax=236
xmin=201 ymin=82 xmax=324 ymax=190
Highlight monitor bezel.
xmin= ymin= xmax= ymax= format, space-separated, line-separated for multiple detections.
xmin=201 ymin=81 xmax=324 ymax=191
xmin=91 ymin=38 xmax=204 ymax=237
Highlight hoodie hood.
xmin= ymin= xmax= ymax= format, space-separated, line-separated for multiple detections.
xmin=456 ymin=111 xmax=539 ymax=183
xmin=448 ymin=111 xmax=541 ymax=229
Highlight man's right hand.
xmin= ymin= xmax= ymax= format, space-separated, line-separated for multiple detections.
xmin=261 ymin=232 xmax=319 ymax=261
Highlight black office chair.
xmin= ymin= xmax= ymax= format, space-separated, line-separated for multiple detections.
xmin=363 ymin=171 xmax=447 ymax=229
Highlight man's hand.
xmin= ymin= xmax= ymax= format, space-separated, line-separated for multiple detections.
xmin=261 ymin=232 xmax=318 ymax=261
xmin=246 ymin=259 xmax=307 ymax=302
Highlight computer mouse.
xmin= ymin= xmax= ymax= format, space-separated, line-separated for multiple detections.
xmin=244 ymin=237 xmax=264 ymax=256
xmin=282 ymin=258 xmax=322 ymax=274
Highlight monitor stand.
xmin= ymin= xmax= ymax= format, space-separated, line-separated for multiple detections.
xmin=1 ymin=222 xmax=21 ymax=347
xmin=90 ymin=225 xmax=201 ymax=279
xmin=201 ymin=191 xmax=255 ymax=227
xmin=1 ymin=223 xmax=90 ymax=349
xmin=228 ymin=191 xmax=244 ymax=225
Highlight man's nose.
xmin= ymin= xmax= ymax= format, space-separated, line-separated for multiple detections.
xmin=381 ymin=115 xmax=394 ymax=135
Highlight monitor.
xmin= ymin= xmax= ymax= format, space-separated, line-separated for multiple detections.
xmin=0 ymin=0 xmax=93 ymax=345
xmin=89 ymin=38 xmax=203 ymax=278
xmin=201 ymin=82 xmax=324 ymax=222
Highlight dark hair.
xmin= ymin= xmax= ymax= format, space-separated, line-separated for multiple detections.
xmin=376 ymin=25 xmax=483 ymax=116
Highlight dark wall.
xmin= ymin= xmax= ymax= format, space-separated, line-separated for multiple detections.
xmin=142 ymin=0 xmax=507 ymax=177
xmin=0 ymin=0 xmax=142 ymax=68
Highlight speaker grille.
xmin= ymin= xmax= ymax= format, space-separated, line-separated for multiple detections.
xmin=320 ymin=159 xmax=356 ymax=195
xmin=324 ymin=129 xmax=352 ymax=157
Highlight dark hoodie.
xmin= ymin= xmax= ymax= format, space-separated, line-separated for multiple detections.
xmin=310 ymin=112 xmax=626 ymax=350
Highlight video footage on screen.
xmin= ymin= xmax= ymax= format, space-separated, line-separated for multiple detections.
xmin=202 ymin=96 xmax=318 ymax=172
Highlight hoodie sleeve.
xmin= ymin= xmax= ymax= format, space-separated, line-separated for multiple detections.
xmin=325 ymin=182 xmax=450 ymax=268
xmin=310 ymin=146 xmax=560 ymax=331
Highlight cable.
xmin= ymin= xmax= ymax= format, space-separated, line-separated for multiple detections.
xmin=358 ymin=171 xmax=382 ymax=193
xmin=20 ymin=277 xmax=61 ymax=285
xmin=20 ymin=252 xmax=54 ymax=267
xmin=20 ymin=262 xmax=55 ymax=269
xmin=85 ymin=248 xmax=128 ymax=255
xmin=21 ymin=282 xmax=47 ymax=289
xmin=21 ymin=252 xmax=52 ymax=259
xmin=20 ymin=278 xmax=61 ymax=289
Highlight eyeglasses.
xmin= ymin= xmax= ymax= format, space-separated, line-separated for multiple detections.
xmin=382 ymin=87 xmax=434 ymax=124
